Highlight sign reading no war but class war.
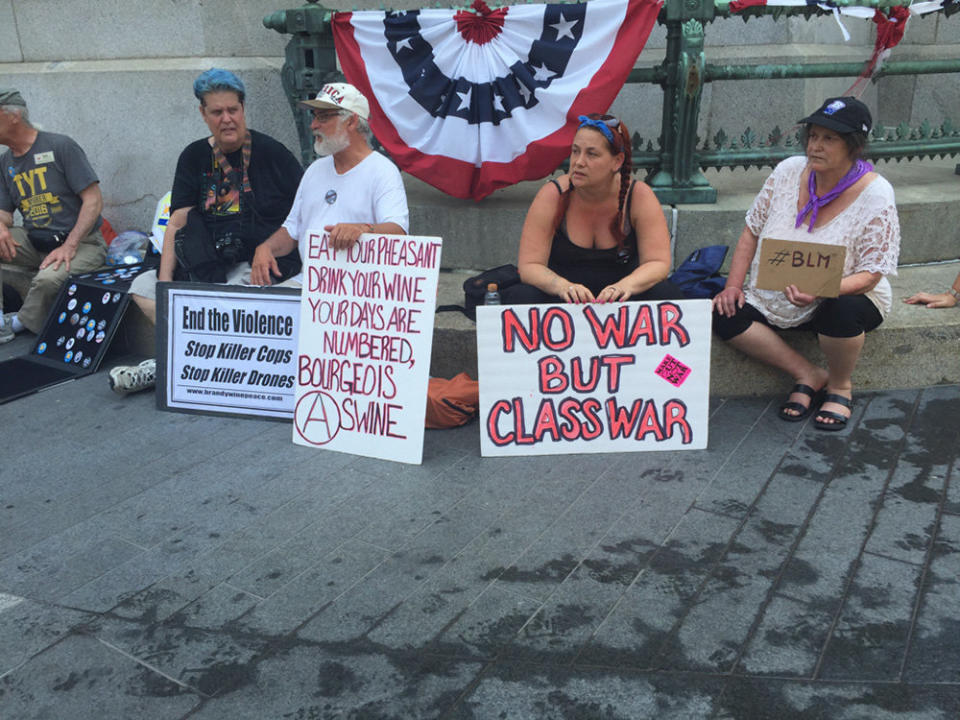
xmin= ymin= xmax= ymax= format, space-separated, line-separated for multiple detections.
xmin=293 ymin=231 xmax=442 ymax=464
xmin=477 ymin=300 xmax=712 ymax=457
xmin=162 ymin=284 xmax=300 ymax=418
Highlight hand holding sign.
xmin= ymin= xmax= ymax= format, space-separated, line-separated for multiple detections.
xmin=477 ymin=300 xmax=712 ymax=457
xmin=293 ymin=230 xmax=442 ymax=464
xmin=755 ymin=238 xmax=846 ymax=298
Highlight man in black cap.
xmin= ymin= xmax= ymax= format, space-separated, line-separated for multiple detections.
xmin=0 ymin=88 xmax=107 ymax=343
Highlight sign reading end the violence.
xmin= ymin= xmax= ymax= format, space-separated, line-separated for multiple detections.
xmin=293 ymin=231 xmax=442 ymax=464
xmin=755 ymin=237 xmax=846 ymax=297
xmin=160 ymin=284 xmax=299 ymax=419
xmin=477 ymin=300 xmax=712 ymax=457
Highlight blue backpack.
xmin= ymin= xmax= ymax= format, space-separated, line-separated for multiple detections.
xmin=669 ymin=245 xmax=729 ymax=299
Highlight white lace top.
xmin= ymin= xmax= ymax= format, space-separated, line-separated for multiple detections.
xmin=743 ymin=155 xmax=901 ymax=328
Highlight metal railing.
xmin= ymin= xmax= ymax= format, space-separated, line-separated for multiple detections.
xmin=265 ymin=0 xmax=959 ymax=203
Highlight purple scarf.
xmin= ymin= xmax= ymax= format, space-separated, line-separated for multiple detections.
xmin=795 ymin=159 xmax=873 ymax=232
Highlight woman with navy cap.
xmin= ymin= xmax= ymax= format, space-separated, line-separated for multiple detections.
xmin=713 ymin=97 xmax=901 ymax=431
xmin=504 ymin=113 xmax=680 ymax=305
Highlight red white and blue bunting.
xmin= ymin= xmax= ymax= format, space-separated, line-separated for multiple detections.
xmin=333 ymin=0 xmax=662 ymax=201
xmin=726 ymin=0 xmax=954 ymax=95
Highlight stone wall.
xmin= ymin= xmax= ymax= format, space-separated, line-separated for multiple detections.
xmin=0 ymin=0 xmax=956 ymax=238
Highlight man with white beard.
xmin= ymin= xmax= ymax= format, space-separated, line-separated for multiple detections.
xmin=250 ymin=83 xmax=409 ymax=286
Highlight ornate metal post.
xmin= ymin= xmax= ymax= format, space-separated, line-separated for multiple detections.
xmin=647 ymin=0 xmax=716 ymax=204
xmin=263 ymin=1 xmax=343 ymax=166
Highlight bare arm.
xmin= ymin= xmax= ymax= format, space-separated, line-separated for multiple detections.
xmin=904 ymin=269 xmax=960 ymax=309
xmin=324 ymin=221 xmax=406 ymax=251
xmin=0 ymin=209 xmax=16 ymax=262
xmin=839 ymin=270 xmax=882 ymax=296
xmin=250 ymin=226 xmax=298 ymax=286
xmin=158 ymin=206 xmax=191 ymax=282
xmin=39 ymin=183 xmax=103 ymax=272
xmin=517 ymin=179 xmax=593 ymax=303
xmin=712 ymin=225 xmax=758 ymax=317
xmin=784 ymin=270 xmax=883 ymax=308
xmin=597 ymin=181 xmax=670 ymax=302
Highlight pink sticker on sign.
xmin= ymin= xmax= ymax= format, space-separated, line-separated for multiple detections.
xmin=655 ymin=354 xmax=691 ymax=387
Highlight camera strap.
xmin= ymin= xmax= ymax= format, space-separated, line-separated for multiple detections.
xmin=211 ymin=132 xmax=252 ymax=195
xmin=211 ymin=133 xmax=258 ymax=253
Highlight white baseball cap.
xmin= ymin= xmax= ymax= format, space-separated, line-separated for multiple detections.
xmin=299 ymin=82 xmax=369 ymax=120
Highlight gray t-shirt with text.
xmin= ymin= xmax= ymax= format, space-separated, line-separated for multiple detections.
xmin=0 ymin=130 xmax=101 ymax=236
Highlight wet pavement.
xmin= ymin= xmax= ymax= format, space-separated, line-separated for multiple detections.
xmin=1 ymin=341 xmax=959 ymax=718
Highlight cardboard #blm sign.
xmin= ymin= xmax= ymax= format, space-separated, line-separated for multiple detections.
xmin=477 ymin=300 xmax=711 ymax=456
xmin=754 ymin=237 xmax=846 ymax=298
xmin=293 ymin=231 xmax=442 ymax=464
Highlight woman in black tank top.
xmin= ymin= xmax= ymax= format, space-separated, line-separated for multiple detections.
xmin=503 ymin=113 xmax=680 ymax=305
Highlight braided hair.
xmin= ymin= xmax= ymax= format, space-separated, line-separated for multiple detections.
xmin=552 ymin=114 xmax=633 ymax=246
xmin=607 ymin=117 xmax=633 ymax=243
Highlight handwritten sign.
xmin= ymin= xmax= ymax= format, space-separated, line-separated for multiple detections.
xmin=293 ymin=231 xmax=442 ymax=464
xmin=477 ymin=300 xmax=712 ymax=456
xmin=755 ymin=238 xmax=845 ymax=297
xmin=159 ymin=284 xmax=299 ymax=418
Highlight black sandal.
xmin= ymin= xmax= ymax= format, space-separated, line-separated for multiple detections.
xmin=814 ymin=393 xmax=852 ymax=432
xmin=778 ymin=383 xmax=823 ymax=422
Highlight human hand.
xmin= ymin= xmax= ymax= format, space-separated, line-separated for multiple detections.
xmin=784 ymin=284 xmax=816 ymax=307
xmin=903 ymin=291 xmax=956 ymax=309
xmin=712 ymin=286 xmax=745 ymax=317
xmin=596 ymin=284 xmax=630 ymax=303
xmin=0 ymin=225 xmax=19 ymax=262
xmin=559 ymin=281 xmax=595 ymax=304
xmin=250 ymin=244 xmax=280 ymax=286
xmin=324 ymin=222 xmax=372 ymax=251
xmin=39 ymin=242 xmax=77 ymax=272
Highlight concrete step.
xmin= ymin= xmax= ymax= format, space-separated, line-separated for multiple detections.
xmin=4 ymin=260 xmax=957 ymax=396
xmin=410 ymin=157 xmax=960 ymax=271
xmin=431 ymin=262 xmax=960 ymax=397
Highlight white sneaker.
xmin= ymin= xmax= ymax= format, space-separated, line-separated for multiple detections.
xmin=109 ymin=358 xmax=157 ymax=395
xmin=0 ymin=316 xmax=13 ymax=344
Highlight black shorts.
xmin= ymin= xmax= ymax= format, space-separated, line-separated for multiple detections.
xmin=713 ymin=294 xmax=883 ymax=341
xmin=501 ymin=278 xmax=684 ymax=304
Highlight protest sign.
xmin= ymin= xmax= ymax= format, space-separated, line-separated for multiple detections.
xmin=477 ymin=300 xmax=712 ymax=456
xmin=755 ymin=238 xmax=845 ymax=297
xmin=158 ymin=283 xmax=299 ymax=419
xmin=293 ymin=231 xmax=442 ymax=464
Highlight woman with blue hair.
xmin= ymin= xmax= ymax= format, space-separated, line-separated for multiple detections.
xmin=504 ymin=113 xmax=680 ymax=305
xmin=111 ymin=68 xmax=303 ymax=395
xmin=193 ymin=68 xmax=246 ymax=104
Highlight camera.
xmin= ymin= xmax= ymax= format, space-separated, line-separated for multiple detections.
xmin=214 ymin=231 xmax=246 ymax=264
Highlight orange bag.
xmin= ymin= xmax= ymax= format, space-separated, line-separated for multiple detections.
xmin=425 ymin=373 xmax=479 ymax=429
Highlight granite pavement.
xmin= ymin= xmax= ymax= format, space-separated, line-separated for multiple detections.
xmin=1 ymin=333 xmax=959 ymax=719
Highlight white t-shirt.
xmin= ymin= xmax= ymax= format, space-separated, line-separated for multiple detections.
xmin=282 ymin=150 xmax=410 ymax=282
xmin=744 ymin=155 xmax=901 ymax=328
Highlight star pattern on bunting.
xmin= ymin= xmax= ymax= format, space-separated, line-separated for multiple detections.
xmin=551 ymin=13 xmax=579 ymax=40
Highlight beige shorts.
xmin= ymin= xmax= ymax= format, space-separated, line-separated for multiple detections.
xmin=129 ymin=264 xmax=300 ymax=300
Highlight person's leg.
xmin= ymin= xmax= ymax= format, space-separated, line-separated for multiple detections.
xmin=811 ymin=296 xmax=883 ymax=428
xmin=715 ymin=303 xmax=827 ymax=418
xmin=127 ymin=269 xmax=159 ymax=324
xmin=2 ymin=227 xmax=42 ymax=333
xmin=112 ymin=263 xmax=246 ymax=395
xmin=815 ymin=333 xmax=864 ymax=425
xmin=15 ymin=230 xmax=106 ymax=333
xmin=632 ymin=278 xmax=685 ymax=301
xmin=499 ymin=282 xmax=556 ymax=304
xmin=730 ymin=323 xmax=828 ymax=412
xmin=109 ymin=267 xmax=159 ymax=395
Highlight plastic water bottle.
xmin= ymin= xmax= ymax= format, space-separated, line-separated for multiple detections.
xmin=484 ymin=282 xmax=501 ymax=305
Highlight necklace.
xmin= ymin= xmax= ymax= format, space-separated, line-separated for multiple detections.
xmin=795 ymin=159 xmax=873 ymax=232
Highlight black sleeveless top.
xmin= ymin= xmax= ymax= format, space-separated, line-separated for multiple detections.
xmin=547 ymin=178 xmax=640 ymax=295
